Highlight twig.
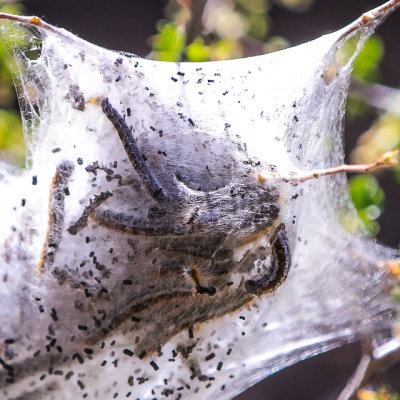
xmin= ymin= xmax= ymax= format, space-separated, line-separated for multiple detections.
xmin=185 ymin=0 xmax=208 ymax=45
xmin=337 ymin=0 xmax=400 ymax=42
xmin=338 ymin=337 xmax=400 ymax=400
xmin=0 ymin=13 xmax=59 ymax=34
xmin=0 ymin=12 xmax=98 ymax=49
xmin=338 ymin=354 xmax=372 ymax=400
xmin=285 ymin=150 xmax=399 ymax=184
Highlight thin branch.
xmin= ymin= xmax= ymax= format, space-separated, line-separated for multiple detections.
xmin=285 ymin=150 xmax=399 ymax=184
xmin=0 ymin=13 xmax=99 ymax=49
xmin=337 ymin=354 xmax=372 ymax=400
xmin=0 ymin=13 xmax=59 ymax=33
xmin=338 ymin=337 xmax=400 ymax=400
xmin=185 ymin=0 xmax=208 ymax=45
xmin=337 ymin=0 xmax=400 ymax=42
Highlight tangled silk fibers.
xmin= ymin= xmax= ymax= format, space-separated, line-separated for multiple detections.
xmin=0 ymin=3 xmax=399 ymax=399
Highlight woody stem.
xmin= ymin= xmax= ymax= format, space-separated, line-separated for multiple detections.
xmin=288 ymin=150 xmax=399 ymax=183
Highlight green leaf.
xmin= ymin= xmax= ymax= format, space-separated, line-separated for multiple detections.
xmin=245 ymin=13 xmax=269 ymax=40
xmin=209 ymin=38 xmax=242 ymax=60
xmin=337 ymin=34 xmax=384 ymax=83
xmin=186 ymin=39 xmax=211 ymax=62
xmin=0 ymin=108 xmax=24 ymax=166
xmin=349 ymin=174 xmax=384 ymax=211
xmin=152 ymin=22 xmax=185 ymax=62
xmin=349 ymin=174 xmax=384 ymax=235
xmin=353 ymin=34 xmax=384 ymax=82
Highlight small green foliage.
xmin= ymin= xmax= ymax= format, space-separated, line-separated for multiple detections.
xmin=353 ymin=35 xmax=384 ymax=83
xmin=0 ymin=2 xmax=25 ymax=166
xmin=185 ymin=38 xmax=243 ymax=62
xmin=152 ymin=0 xmax=287 ymax=63
xmin=0 ymin=3 xmax=26 ymax=51
xmin=245 ymin=13 xmax=269 ymax=40
xmin=357 ymin=386 xmax=400 ymax=400
xmin=342 ymin=35 xmax=384 ymax=117
xmin=0 ymin=108 xmax=24 ymax=166
xmin=186 ymin=38 xmax=211 ymax=62
xmin=350 ymin=113 xmax=400 ymax=183
xmin=152 ymin=22 xmax=185 ymax=62
xmin=236 ymin=0 xmax=269 ymax=40
xmin=349 ymin=174 xmax=384 ymax=235
xmin=0 ymin=2 xmax=25 ymax=105
xmin=209 ymin=38 xmax=242 ymax=61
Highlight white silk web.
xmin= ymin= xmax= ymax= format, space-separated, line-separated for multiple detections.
xmin=0 ymin=3 xmax=399 ymax=400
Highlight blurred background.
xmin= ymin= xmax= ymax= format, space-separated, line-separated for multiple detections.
xmin=0 ymin=0 xmax=400 ymax=398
